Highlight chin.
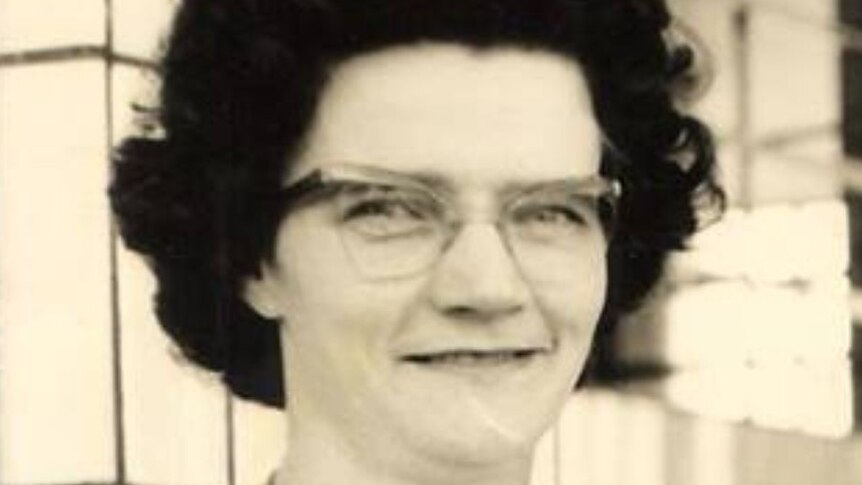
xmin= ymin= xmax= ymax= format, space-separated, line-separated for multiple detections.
xmin=388 ymin=386 xmax=567 ymax=469
xmin=372 ymin=344 xmax=586 ymax=469
xmin=410 ymin=424 xmax=541 ymax=468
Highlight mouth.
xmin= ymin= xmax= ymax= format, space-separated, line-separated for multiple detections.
xmin=400 ymin=348 xmax=546 ymax=367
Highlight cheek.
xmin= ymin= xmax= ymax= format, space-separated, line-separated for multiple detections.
xmin=535 ymin=254 xmax=607 ymax=338
xmin=281 ymin=278 xmax=429 ymax=419
xmin=275 ymin=214 xmax=425 ymax=368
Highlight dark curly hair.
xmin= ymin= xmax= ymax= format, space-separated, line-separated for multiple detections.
xmin=109 ymin=0 xmax=723 ymax=408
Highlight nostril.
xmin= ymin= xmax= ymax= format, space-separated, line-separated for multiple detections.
xmin=445 ymin=305 xmax=481 ymax=319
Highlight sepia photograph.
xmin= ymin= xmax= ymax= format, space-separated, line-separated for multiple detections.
xmin=1 ymin=1 xmax=861 ymax=484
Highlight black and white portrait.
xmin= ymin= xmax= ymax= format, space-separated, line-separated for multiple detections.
xmin=1 ymin=1 xmax=860 ymax=485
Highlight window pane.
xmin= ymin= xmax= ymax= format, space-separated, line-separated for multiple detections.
xmin=0 ymin=60 xmax=115 ymax=483
xmin=668 ymin=0 xmax=740 ymax=137
xmin=117 ymin=253 xmax=231 ymax=485
xmin=0 ymin=0 xmax=104 ymax=53
xmin=749 ymin=8 xmax=840 ymax=139
xmin=233 ymin=399 xmax=286 ymax=485
xmin=558 ymin=392 xmax=672 ymax=485
xmin=114 ymin=0 xmax=179 ymax=60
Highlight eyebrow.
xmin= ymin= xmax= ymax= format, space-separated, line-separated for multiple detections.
xmin=394 ymin=170 xmax=454 ymax=193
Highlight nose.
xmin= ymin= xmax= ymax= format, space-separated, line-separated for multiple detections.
xmin=428 ymin=223 xmax=529 ymax=321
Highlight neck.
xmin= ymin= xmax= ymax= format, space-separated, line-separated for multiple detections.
xmin=273 ymin=412 xmax=534 ymax=485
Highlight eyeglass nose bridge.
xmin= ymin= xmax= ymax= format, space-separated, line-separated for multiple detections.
xmin=439 ymin=209 xmax=514 ymax=245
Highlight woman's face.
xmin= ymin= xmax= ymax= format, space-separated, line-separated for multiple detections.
xmin=245 ymin=43 xmax=607 ymax=469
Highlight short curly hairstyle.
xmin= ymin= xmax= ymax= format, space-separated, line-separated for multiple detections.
xmin=110 ymin=0 xmax=723 ymax=408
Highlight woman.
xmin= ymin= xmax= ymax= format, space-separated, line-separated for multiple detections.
xmin=110 ymin=1 xmax=723 ymax=484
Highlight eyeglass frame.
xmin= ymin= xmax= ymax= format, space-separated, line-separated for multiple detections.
xmin=270 ymin=163 xmax=623 ymax=280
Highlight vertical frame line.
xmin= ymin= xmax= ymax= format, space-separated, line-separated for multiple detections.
xmin=227 ymin=393 xmax=237 ymax=485
xmin=734 ymin=4 xmax=754 ymax=208
xmin=104 ymin=0 xmax=127 ymax=482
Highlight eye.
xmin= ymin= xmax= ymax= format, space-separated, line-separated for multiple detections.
xmin=509 ymin=195 xmax=600 ymax=242
xmin=338 ymin=186 xmax=441 ymax=239
xmin=519 ymin=205 xmax=587 ymax=226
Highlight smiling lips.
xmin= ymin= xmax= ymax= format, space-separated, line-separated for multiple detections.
xmin=401 ymin=348 xmax=546 ymax=367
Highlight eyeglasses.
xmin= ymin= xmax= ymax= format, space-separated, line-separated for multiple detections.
xmin=276 ymin=164 xmax=622 ymax=283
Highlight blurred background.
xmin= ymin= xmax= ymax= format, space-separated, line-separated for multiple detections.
xmin=1 ymin=0 xmax=861 ymax=484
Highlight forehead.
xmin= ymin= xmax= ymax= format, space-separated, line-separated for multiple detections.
xmin=291 ymin=43 xmax=602 ymax=188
